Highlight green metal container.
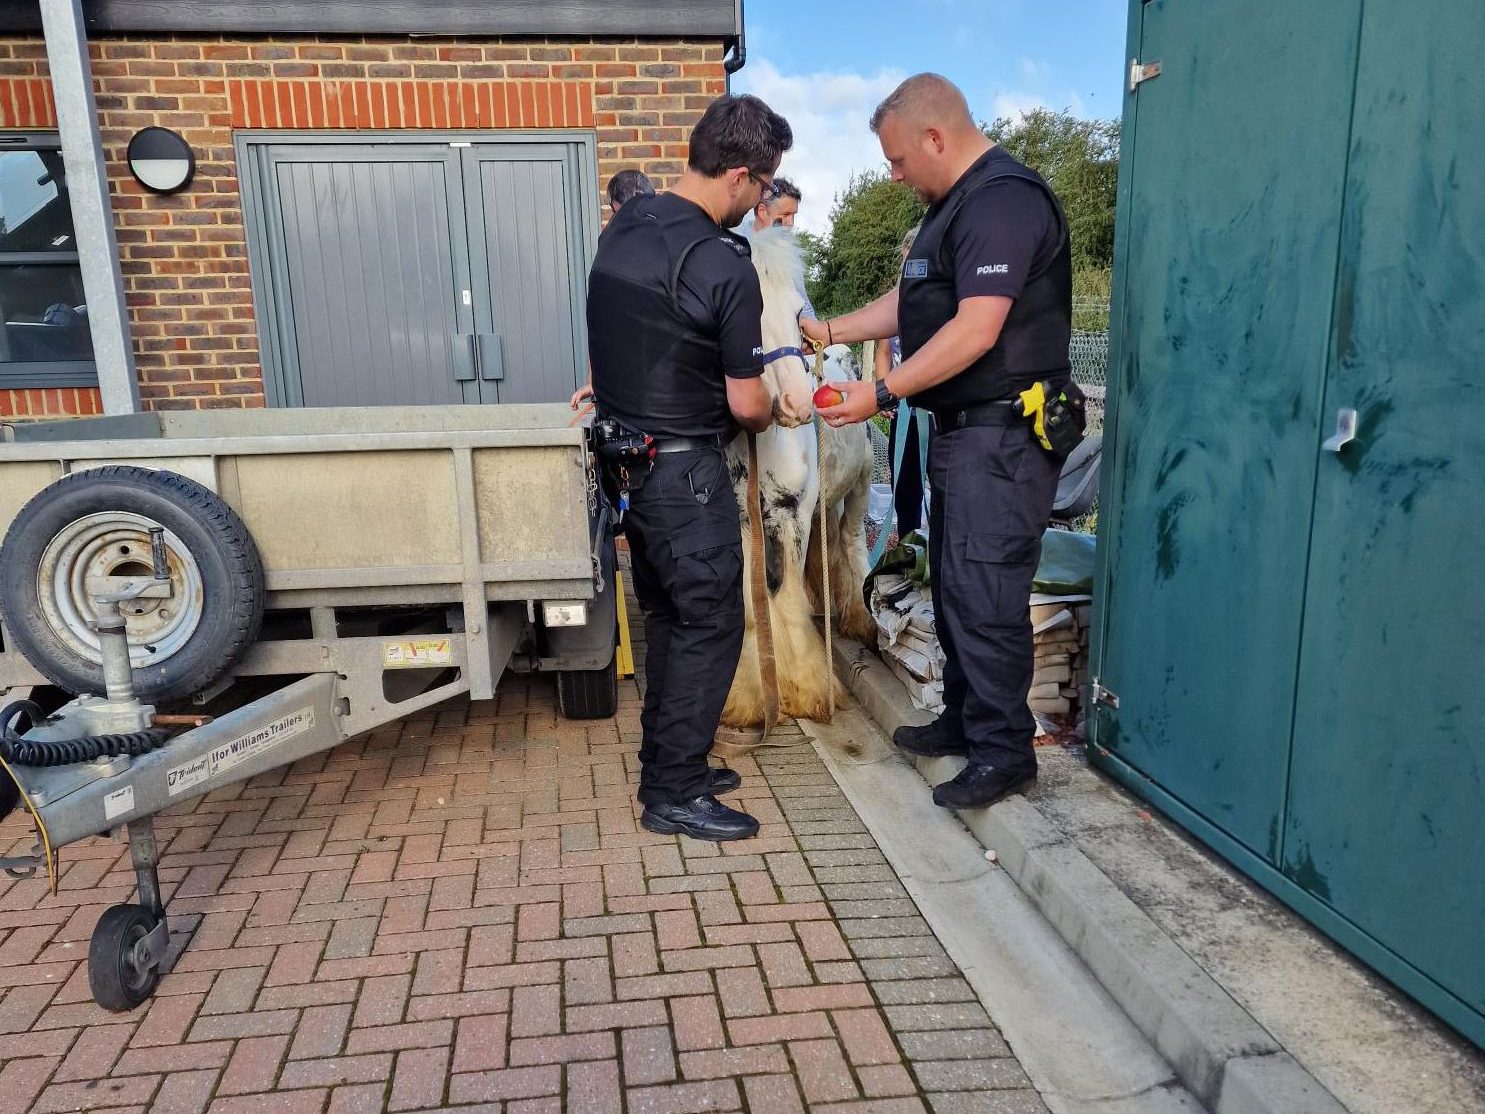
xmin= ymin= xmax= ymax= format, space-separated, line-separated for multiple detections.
xmin=1091 ymin=0 xmax=1484 ymax=1046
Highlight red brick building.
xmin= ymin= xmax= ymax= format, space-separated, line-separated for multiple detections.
xmin=0 ymin=1 xmax=742 ymax=417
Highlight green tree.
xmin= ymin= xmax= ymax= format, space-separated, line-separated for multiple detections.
xmin=801 ymin=172 xmax=925 ymax=320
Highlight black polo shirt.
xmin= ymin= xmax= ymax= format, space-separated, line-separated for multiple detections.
xmin=587 ymin=193 xmax=765 ymax=439
xmin=899 ymin=146 xmax=1072 ymax=410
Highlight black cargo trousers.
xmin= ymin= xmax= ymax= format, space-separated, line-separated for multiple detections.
xmin=926 ymin=411 xmax=1062 ymax=770
xmin=623 ymin=445 xmax=744 ymax=807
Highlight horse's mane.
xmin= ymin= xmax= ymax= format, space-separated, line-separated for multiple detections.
xmin=747 ymin=225 xmax=805 ymax=301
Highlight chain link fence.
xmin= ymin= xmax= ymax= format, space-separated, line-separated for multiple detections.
xmin=1070 ymin=327 xmax=1108 ymax=436
xmin=1067 ymin=317 xmax=1109 ymax=531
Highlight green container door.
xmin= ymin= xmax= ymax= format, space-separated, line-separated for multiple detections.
xmin=1093 ymin=0 xmax=1362 ymax=854
xmin=1284 ymin=3 xmax=1485 ymax=1041
xmin=1094 ymin=0 xmax=1485 ymax=1044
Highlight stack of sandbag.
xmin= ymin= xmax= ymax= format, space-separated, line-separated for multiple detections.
xmin=869 ymin=573 xmax=945 ymax=713
xmin=868 ymin=527 xmax=1098 ymax=726
xmin=1029 ymin=594 xmax=1094 ymax=717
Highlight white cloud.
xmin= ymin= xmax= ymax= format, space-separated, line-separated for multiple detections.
xmin=1018 ymin=57 xmax=1046 ymax=83
xmin=992 ymin=90 xmax=1052 ymax=121
xmin=735 ymin=58 xmax=1091 ymax=234
xmin=990 ymin=88 xmax=1086 ymax=122
xmin=734 ymin=58 xmax=907 ymax=235
xmin=746 ymin=21 xmax=779 ymax=56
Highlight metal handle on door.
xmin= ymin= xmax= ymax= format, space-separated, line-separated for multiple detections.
xmin=452 ymin=334 xmax=477 ymax=381
xmin=476 ymin=334 xmax=504 ymax=381
xmin=1322 ymin=408 xmax=1358 ymax=453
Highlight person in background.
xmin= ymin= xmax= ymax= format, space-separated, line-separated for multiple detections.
xmin=606 ymin=168 xmax=655 ymax=216
xmin=746 ymin=176 xmax=819 ymax=332
xmin=750 ymin=175 xmax=800 ymax=230
xmin=874 ymin=224 xmax=926 ymax=538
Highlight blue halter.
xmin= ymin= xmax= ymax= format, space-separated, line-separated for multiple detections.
xmin=758 ymin=345 xmax=809 ymax=367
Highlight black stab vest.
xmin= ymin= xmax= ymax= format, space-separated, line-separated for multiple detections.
xmin=587 ymin=196 xmax=747 ymax=438
xmin=899 ymin=148 xmax=1073 ymax=410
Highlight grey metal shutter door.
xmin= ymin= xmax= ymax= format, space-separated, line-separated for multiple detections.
xmin=268 ymin=147 xmax=478 ymax=408
xmin=464 ymin=147 xmax=586 ymax=403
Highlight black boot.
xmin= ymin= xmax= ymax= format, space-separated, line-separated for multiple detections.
xmin=641 ymin=795 xmax=760 ymax=842
xmin=931 ymin=762 xmax=1036 ymax=809
xmin=893 ymin=713 xmax=968 ymax=757
xmin=707 ymin=767 xmax=742 ymax=795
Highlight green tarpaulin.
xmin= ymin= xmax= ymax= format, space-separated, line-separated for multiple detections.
xmin=1032 ymin=528 xmax=1097 ymax=595
xmin=866 ymin=527 xmax=1096 ymax=606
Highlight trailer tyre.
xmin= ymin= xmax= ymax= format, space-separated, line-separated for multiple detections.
xmin=557 ymin=652 xmax=618 ymax=720
xmin=0 ymin=767 xmax=16 ymax=829
xmin=89 ymin=903 xmax=162 ymax=1011
xmin=0 ymin=466 xmax=265 ymax=704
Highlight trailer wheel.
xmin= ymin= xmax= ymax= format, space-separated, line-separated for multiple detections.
xmin=557 ymin=652 xmax=618 ymax=720
xmin=89 ymin=903 xmax=161 ymax=1011
xmin=0 ymin=766 xmax=16 ymax=829
xmin=0 ymin=466 xmax=265 ymax=704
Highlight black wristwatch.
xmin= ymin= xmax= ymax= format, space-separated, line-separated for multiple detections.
xmin=875 ymin=378 xmax=895 ymax=413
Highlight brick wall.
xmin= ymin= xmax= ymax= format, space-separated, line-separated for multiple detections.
xmin=0 ymin=34 xmax=727 ymax=413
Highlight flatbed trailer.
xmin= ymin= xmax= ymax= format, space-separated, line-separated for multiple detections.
xmin=0 ymin=403 xmax=616 ymax=1008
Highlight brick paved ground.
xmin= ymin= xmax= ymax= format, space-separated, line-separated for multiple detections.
xmin=0 ymin=613 xmax=1046 ymax=1112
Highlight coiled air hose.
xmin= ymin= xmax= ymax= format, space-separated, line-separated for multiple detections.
xmin=0 ymin=700 xmax=171 ymax=768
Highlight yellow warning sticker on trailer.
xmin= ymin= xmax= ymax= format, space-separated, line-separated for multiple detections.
xmin=166 ymin=707 xmax=316 ymax=797
xmin=383 ymin=639 xmax=454 ymax=668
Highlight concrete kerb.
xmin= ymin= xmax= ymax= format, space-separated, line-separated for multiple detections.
xmin=830 ymin=635 xmax=1352 ymax=1114
xmin=799 ymin=702 xmax=1203 ymax=1114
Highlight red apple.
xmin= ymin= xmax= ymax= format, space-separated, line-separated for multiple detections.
xmin=813 ymin=384 xmax=845 ymax=409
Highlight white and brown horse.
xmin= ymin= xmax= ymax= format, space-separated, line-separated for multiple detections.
xmin=720 ymin=227 xmax=873 ymax=726
xmin=721 ymin=227 xmax=829 ymax=725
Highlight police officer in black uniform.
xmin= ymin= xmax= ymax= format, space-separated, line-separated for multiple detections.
xmin=587 ymin=94 xmax=793 ymax=842
xmin=808 ymin=73 xmax=1074 ymax=810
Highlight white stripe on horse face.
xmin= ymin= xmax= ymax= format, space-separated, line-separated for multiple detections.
xmin=750 ymin=227 xmax=815 ymax=426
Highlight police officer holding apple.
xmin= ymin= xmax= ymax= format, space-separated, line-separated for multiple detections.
xmin=805 ymin=73 xmax=1076 ymax=810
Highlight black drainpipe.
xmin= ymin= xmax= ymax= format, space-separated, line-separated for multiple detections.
xmin=724 ymin=0 xmax=747 ymax=87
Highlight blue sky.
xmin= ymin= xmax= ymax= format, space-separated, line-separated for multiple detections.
xmin=733 ymin=0 xmax=1129 ymax=232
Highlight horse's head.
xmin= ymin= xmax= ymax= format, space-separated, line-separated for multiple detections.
xmin=749 ymin=226 xmax=815 ymax=428
xmin=821 ymin=343 xmax=860 ymax=384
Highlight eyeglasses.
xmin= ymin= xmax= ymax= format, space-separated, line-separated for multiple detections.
xmin=748 ymin=171 xmax=782 ymax=201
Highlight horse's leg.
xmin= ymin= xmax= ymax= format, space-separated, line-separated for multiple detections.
xmin=722 ymin=447 xmax=766 ymax=727
xmin=762 ymin=446 xmax=831 ymax=721
xmin=770 ymin=543 xmax=832 ymax=719
xmin=803 ymin=432 xmax=833 ymax=617
xmin=832 ymin=460 xmax=878 ymax=642
xmin=722 ymin=519 xmax=762 ymax=726
xmin=721 ymin=619 xmax=764 ymax=726
xmin=803 ymin=506 xmax=825 ymax=616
